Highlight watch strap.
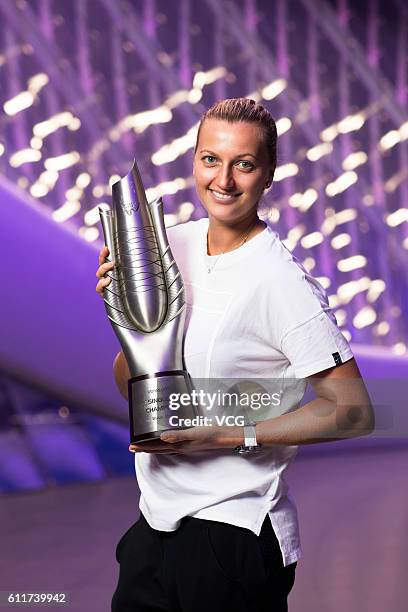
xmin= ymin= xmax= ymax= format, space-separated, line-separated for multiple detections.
xmin=235 ymin=421 xmax=262 ymax=454
xmin=243 ymin=423 xmax=257 ymax=446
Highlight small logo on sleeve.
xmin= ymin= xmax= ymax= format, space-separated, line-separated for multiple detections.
xmin=332 ymin=352 xmax=342 ymax=366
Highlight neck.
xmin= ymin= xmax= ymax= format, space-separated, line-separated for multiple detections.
xmin=207 ymin=214 xmax=266 ymax=255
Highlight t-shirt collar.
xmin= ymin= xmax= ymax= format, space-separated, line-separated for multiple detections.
xmin=200 ymin=217 xmax=272 ymax=271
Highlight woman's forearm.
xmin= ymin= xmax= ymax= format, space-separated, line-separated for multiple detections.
xmin=255 ymin=396 xmax=374 ymax=447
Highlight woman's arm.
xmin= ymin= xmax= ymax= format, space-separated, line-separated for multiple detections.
xmin=255 ymin=357 xmax=375 ymax=446
xmin=129 ymin=357 xmax=375 ymax=454
xmin=113 ymin=351 xmax=130 ymax=400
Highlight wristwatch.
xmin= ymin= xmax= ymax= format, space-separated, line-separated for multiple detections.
xmin=234 ymin=421 xmax=263 ymax=454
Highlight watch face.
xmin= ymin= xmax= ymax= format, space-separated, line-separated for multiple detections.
xmin=235 ymin=445 xmax=247 ymax=454
xmin=235 ymin=444 xmax=262 ymax=454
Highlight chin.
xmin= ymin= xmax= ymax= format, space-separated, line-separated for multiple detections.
xmin=206 ymin=205 xmax=241 ymax=223
xmin=206 ymin=203 xmax=257 ymax=226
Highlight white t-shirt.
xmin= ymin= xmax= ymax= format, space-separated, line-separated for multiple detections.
xmin=135 ymin=218 xmax=353 ymax=566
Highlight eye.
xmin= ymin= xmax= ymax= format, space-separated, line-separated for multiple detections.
xmin=236 ymin=160 xmax=254 ymax=170
xmin=202 ymin=155 xmax=217 ymax=164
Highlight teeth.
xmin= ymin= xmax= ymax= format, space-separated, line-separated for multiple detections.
xmin=211 ymin=190 xmax=237 ymax=199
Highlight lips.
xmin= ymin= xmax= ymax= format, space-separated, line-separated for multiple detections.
xmin=209 ymin=189 xmax=241 ymax=203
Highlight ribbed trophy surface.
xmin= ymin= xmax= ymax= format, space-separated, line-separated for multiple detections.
xmin=99 ymin=162 xmax=185 ymax=335
xmin=111 ymin=165 xmax=167 ymax=332
xmin=147 ymin=198 xmax=185 ymax=325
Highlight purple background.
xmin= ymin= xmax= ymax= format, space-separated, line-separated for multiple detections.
xmin=0 ymin=1 xmax=407 ymax=610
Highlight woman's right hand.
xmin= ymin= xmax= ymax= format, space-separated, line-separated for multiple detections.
xmin=95 ymin=245 xmax=115 ymax=297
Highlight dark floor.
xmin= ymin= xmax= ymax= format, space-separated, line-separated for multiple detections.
xmin=1 ymin=442 xmax=407 ymax=612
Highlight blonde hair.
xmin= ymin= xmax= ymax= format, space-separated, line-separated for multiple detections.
xmin=195 ymin=98 xmax=277 ymax=167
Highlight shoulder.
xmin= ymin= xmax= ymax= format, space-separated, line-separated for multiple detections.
xmin=258 ymin=231 xmax=352 ymax=372
xmin=263 ymin=230 xmax=329 ymax=309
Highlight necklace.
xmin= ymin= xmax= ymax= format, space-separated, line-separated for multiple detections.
xmin=206 ymin=225 xmax=255 ymax=274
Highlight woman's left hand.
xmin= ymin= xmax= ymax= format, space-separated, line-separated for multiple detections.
xmin=128 ymin=425 xmax=243 ymax=454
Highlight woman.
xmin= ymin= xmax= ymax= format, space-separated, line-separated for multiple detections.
xmin=96 ymin=98 xmax=374 ymax=612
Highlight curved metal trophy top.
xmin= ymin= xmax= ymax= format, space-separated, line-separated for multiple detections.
xmin=110 ymin=162 xmax=167 ymax=332
xmin=98 ymin=160 xmax=186 ymax=377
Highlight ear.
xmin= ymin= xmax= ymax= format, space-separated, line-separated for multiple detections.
xmin=264 ymin=166 xmax=275 ymax=190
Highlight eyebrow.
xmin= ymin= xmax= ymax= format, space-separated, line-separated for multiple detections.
xmin=200 ymin=149 xmax=259 ymax=160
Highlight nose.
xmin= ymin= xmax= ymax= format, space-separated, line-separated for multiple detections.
xmin=216 ymin=164 xmax=235 ymax=191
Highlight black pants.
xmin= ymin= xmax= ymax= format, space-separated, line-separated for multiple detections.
xmin=112 ymin=513 xmax=297 ymax=612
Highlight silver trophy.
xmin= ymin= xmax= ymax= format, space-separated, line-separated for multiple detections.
xmin=98 ymin=161 xmax=195 ymax=443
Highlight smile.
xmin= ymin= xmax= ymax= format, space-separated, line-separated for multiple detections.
xmin=209 ymin=189 xmax=241 ymax=202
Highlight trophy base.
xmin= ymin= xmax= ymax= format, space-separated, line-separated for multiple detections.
xmin=133 ymin=430 xmax=162 ymax=444
xmin=131 ymin=426 xmax=194 ymax=445
xmin=128 ymin=370 xmax=197 ymax=444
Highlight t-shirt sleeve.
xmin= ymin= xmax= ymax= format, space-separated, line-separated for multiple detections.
xmin=269 ymin=245 xmax=354 ymax=378
xmin=280 ymin=309 xmax=354 ymax=378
